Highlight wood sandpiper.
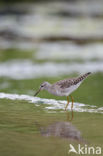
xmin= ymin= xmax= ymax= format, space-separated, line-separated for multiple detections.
xmin=34 ymin=72 xmax=91 ymax=110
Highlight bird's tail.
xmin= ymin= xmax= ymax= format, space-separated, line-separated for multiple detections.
xmin=78 ymin=72 xmax=92 ymax=81
xmin=74 ymin=72 xmax=91 ymax=85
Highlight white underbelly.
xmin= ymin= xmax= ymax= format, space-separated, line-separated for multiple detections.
xmin=59 ymin=82 xmax=81 ymax=96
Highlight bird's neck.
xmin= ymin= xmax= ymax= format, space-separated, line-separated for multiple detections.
xmin=45 ymin=83 xmax=58 ymax=96
xmin=45 ymin=83 xmax=52 ymax=93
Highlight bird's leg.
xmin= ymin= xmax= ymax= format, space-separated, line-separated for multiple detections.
xmin=65 ymin=96 xmax=69 ymax=111
xmin=66 ymin=109 xmax=74 ymax=121
xmin=70 ymin=95 xmax=74 ymax=109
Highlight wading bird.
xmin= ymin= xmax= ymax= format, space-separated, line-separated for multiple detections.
xmin=34 ymin=72 xmax=91 ymax=110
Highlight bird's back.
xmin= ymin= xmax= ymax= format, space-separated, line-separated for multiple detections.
xmin=49 ymin=72 xmax=91 ymax=96
xmin=54 ymin=72 xmax=91 ymax=89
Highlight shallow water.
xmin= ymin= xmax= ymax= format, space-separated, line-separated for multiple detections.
xmin=0 ymin=2 xmax=103 ymax=38
xmin=0 ymin=2 xmax=103 ymax=155
xmin=0 ymin=92 xmax=102 ymax=114
xmin=0 ymin=60 xmax=102 ymax=79
xmin=0 ymin=1 xmax=103 ymax=52
xmin=36 ymin=43 xmax=103 ymax=61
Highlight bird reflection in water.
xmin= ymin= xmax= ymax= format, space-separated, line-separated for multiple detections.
xmin=66 ymin=109 xmax=74 ymax=121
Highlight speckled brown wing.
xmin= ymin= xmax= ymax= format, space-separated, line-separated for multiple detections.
xmin=54 ymin=72 xmax=91 ymax=89
xmin=54 ymin=78 xmax=76 ymax=89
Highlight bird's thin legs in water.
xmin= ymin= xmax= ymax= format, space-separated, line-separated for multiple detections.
xmin=65 ymin=96 xmax=69 ymax=111
xmin=66 ymin=110 xmax=74 ymax=121
xmin=70 ymin=95 xmax=74 ymax=109
xmin=65 ymin=95 xmax=74 ymax=121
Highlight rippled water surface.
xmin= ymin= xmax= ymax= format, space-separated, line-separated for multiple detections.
xmin=0 ymin=92 xmax=103 ymax=113
xmin=0 ymin=1 xmax=103 ymax=155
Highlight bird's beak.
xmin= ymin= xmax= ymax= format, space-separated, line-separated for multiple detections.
xmin=34 ymin=88 xmax=41 ymax=96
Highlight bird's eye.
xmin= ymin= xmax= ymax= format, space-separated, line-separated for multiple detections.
xmin=41 ymin=85 xmax=43 ymax=87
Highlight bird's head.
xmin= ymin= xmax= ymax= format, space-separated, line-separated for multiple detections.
xmin=34 ymin=81 xmax=50 ymax=96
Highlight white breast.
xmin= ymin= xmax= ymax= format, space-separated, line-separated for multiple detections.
xmin=59 ymin=82 xmax=82 ymax=96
